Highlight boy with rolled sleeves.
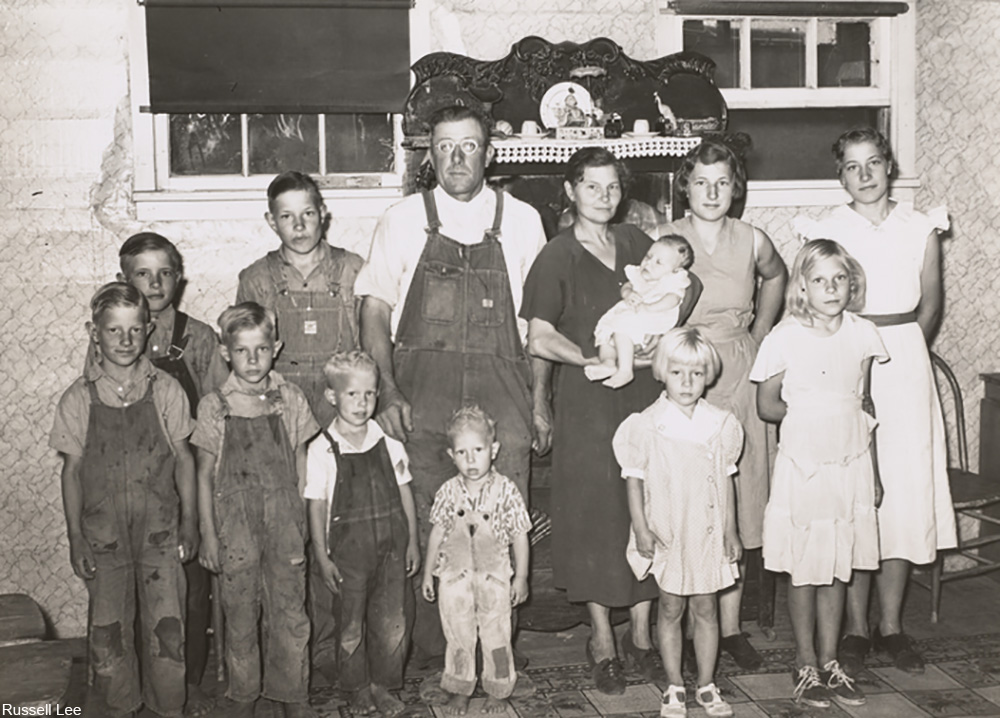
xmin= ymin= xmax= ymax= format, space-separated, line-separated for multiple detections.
xmin=238 ymin=173 xmax=365 ymax=679
xmin=194 ymin=302 xmax=318 ymax=718
xmin=112 ymin=231 xmax=227 ymax=715
xmin=52 ymin=282 xmax=198 ymax=718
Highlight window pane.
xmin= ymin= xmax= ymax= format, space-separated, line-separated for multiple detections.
xmin=729 ymin=107 xmax=883 ymax=180
xmin=169 ymin=113 xmax=241 ymax=175
xmin=818 ymin=20 xmax=873 ymax=88
xmin=325 ymin=113 xmax=395 ymax=173
xmin=248 ymin=114 xmax=319 ymax=175
xmin=683 ymin=19 xmax=739 ymax=89
xmin=751 ymin=19 xmax=807 ymax=88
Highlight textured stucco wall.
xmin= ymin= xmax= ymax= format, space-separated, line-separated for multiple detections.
xmin=1 ymin=0 xmax=997 ymax=636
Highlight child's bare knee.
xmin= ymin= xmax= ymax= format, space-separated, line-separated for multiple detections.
xmin=688 ymin=595 xmax=717 ymax=623
xmin=657 ymin=594 xmax=686 ymax=623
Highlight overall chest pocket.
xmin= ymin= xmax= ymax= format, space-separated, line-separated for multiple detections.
xmin=468 ymin=268 xmax=509 ymax=328
xmin=421 ymin=262 xmax=462 ymax=324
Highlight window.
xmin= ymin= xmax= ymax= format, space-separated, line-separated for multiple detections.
xmin=656 ymin=1 xmax=917 ymax=205
xmin=128 ymin=0 xmax=412 ymax=220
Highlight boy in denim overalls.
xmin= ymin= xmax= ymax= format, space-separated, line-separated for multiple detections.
xmin=51 ymin=282 xmax=197 ymax=718
xmin=94 ymin=231 xmax=228 ymax=716
xmin=237 ymin=171 xmax=364 ymax=677
xmin=193 ymin=303 xmax=318 ymax=718
xmin=305 ymin=350 xmax=419 ymax=717
xmin=422 ymin=407 xmax=531 ymax=715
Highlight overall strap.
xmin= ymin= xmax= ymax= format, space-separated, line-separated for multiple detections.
xmin=140 ymin=372 xmax=157 ymax=401
xmin=265 ymin=251 xmax=291 ymax=296
xmin=322 ymin=427 xmax=341 ymax=458
xmin=166 ymin=311 xmax=190 ymax=360
xmin=484 ymin=187 xmax=504 ymax=242
xmin=421 ymin=190 xmax=441 ymax=235
xmin=323 ymin=245 xmax=347 ymax=297
xmin=214 ymin=389 xmax=231 ymax=420
xmin=85 ymin=379 xmax=100 ymax=403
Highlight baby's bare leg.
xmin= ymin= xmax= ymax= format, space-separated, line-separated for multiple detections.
xmin=584 ymin=343 xmax=618 ymax=381
xmin=602 ymin=333 xmax=635 ymax=388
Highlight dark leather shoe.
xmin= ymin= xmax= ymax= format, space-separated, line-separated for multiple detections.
xmin=720 ymin=632 xmax=763 ymax=671
xmin=873 ymin=629 xmax=925 ymax=673
xmin=587 ymin=640 xmax=627 ymax=695
xmin=621 ymin=631 xmax=665 ymax=682
xmin=837 ymin=634 xmax=871 ymax=677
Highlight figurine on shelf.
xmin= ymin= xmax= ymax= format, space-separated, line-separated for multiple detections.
xmin=653 ymin=91 xmax=677 ymax=136
xmin=557 ymin=88 xmax=588 ymax=127
xmin=604 ymin=113 xmax=624 ymax=139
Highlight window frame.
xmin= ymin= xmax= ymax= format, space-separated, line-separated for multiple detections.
xmin=654 ymin=0 xmax=918 ymax=207
xmin=127 ymin=1 xmax=409 ymax=221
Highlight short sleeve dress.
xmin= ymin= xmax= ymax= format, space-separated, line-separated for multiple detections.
xmin=612 ymin=397 xmax=744 ymax=596
xmin=751 ymin=313 xmax=888 ymax=586
xmin=520 ymin=224 xmax=661 ymax=606
xmin=593 ymin=268 xmax=690 ymax=347
xmin=795 ymin=203 xmax=957 ymax=563
xmin=661 ymin=216 xmax=771 ymax=549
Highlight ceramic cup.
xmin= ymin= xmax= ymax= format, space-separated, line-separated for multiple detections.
xmin=521 ymin=120 xmax=541 ymax=136
xmin=632 ymin=119 xmax=650 ymax=134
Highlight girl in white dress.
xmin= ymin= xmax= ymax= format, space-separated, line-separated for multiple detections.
xmin=795 ymin=127 xmax=956 ymax=675
xmin=751 ymin=240 xmax=887 ymax=710
xmin=586 ymin=235 xmax=693 ymax=388
xmin=613 ymin=327 xmax=743 ymax=718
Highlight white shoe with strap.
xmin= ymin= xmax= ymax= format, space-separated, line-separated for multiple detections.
xmin=695 ymin=683 xmax=733 ymax=717
xmin=659 ymin=684 xmax=687 ymax=717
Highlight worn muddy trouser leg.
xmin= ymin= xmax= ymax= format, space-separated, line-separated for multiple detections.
xmin=136 ymin=540 xmax=187 ymax=717
xmin=87 ymin=558 xmax=142 ymax=716
xmin=309 ymin=555 xmax=339 ymax=681
xmin=438 ymin=574 xmax=478 ymax=697
xmin=184 ymin=559 xmax=211 ymax=685
xmin=220 ymin=519 xmax=264 ymax=702
xmin=261 ymin=510 xmax=310 ymax=703
xmin=366 ymin=548 xmax=410 ymax=690
xmin=438 ymin=571 xmax=514 ymax=698
xmin=474 ymin=574 xmax=515 ymax=699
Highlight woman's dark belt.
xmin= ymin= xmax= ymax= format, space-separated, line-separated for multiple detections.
xmin=861 ymin=311 xmax=917 ymax=327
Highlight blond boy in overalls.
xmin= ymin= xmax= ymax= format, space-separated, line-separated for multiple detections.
xmin=305 ymin=350 xmax=420 ymax=717
xmin=422 ymin=407 xmax=531 ymax=716
xmin=52 ymin=282 xmax=197 ymax=718
xmin=194 ymin=303 xmax=318 ymax=718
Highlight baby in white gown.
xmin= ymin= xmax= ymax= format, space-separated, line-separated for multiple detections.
xmin=586 ymin=234 xmax=692 ymax=388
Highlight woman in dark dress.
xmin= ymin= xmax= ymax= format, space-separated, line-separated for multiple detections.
xmin=521 ymin=148 xmax=700 ymax=694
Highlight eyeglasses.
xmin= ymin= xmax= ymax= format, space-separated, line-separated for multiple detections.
xmin=434 ymin=139 xmax=482 ymax=155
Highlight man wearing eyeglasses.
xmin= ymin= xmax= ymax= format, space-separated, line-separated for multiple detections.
xmin=355 ymin=105 xmax=549 ymax=674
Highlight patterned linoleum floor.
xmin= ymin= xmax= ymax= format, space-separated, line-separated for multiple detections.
xmin=297 ymin=633 xmax=1000 ymax=718
xmin=61 ymin=574 xmax=1000 ymax=717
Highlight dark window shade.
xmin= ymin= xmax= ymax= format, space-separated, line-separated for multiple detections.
xmin=144 ymin=1 xmax=412 ymax=113
xmin=668 ymin=1 xmax=908 ymax=16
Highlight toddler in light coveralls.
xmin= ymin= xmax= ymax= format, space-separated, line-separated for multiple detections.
xmin=422 ymin=407 xmax=531 ymax=715
xmin=194 ymin=303 xmax=318 ymax=718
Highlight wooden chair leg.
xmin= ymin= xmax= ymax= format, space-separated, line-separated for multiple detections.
xmin=930 ymin=554 xmax=943 ymax=624
xmin=212 ymin=575 xmax=225 ymax=682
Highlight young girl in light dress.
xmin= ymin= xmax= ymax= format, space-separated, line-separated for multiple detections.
xmin=613 ymin=327 xmax=743 ymax=718
xmin=585 ymin=235 xmax=693 ymax=389
xmin=795 ymin=127 xmax=955 ymax=676
xmin=751 ymin=240 xmax=888 ymax=710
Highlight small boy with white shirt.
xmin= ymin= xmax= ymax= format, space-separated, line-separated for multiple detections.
xmin=305 ymin=350 xmax=420 ymax=717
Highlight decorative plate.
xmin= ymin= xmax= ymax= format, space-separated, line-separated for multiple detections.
xmin=539 ymin=82 xmax=594 ymax=129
